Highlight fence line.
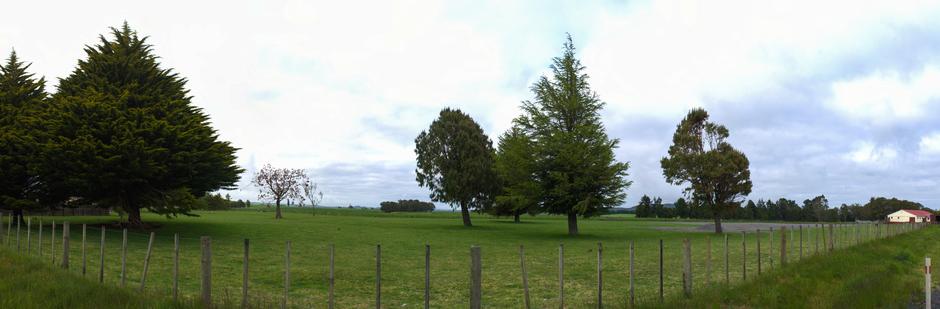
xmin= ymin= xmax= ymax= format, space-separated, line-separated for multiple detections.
xmin=0 ymin=217 xmax=929 ymax=308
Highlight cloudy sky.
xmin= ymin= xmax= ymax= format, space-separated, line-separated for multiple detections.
xmin=4 ymin=0 xmax=940 ymax=209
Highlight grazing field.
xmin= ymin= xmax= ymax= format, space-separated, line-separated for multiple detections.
xmin=0 ymin=208 xmax=909 ymax=308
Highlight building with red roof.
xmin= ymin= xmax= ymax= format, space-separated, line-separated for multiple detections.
xmin=886 ymin=209 xmax=934 ymax=223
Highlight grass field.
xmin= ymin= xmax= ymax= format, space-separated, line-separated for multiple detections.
xmin=0 ymin=207 xmax=920 ymax=308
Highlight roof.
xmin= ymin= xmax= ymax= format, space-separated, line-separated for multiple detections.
xmin=901 ymin=209 xmax=934 ymax=217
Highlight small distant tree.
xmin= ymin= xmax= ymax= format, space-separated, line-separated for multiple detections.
xmin=674 ymin=198 xmax=688 ymax=219
xmin=661 ymin=108 xmax=752 ymax=233
xmin=635 ymin=195 xmax=652 ymax=218
xmin=252 ymin=164 xmax=304 ymax=219
xmin=299 ymin=171 xmax=324 ymax=214
xmin=415 ymin=108 xmax=498 ymax=227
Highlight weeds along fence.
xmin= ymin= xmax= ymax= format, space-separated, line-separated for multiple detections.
xmin=0 ymin=213 xmax=931 ymax=308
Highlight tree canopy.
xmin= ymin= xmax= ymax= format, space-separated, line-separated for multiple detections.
xmin=0 ymin=50 xmax=48 ymax=220
xmin=415 ymin=108 xmax=498 ymax=227
xmin=661 ymin=108 xmax=752 ymax=233
xmin=516 ymin=35 xmax=631 ymax=235
xmin=491 ymin=125 xmax=540 ymax=223
xmin=46 ymin=23 xmax=242 ymax=226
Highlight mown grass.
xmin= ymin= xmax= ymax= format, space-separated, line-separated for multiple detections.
xmin=658 ymin=224 xmax=939 ymax=308
xmin=0 ymin=207 xmax=917 ymax=308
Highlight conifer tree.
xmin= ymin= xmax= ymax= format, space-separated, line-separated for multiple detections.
xmin=415 ymin=108 xmax=498 ymax=227
xmin=48 ymin=23 xmax=242 ymax=226
xmin=516 ymin=35 xmax=632 ymax=235
xmin=0 ymin=50 xmax=48 ymax=223
xmin=491 ymin=125 xmax=539 ymax=222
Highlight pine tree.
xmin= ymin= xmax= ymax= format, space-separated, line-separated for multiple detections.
xmin=516 ymin=35 xmax=632 ymax=235
xmin=491 ymin=125 xmax=539 ymax=222
xmin=48 ymin=23 xmax=242 ymax=226
xmin=0 ymin=50 xmax=48 ymax=223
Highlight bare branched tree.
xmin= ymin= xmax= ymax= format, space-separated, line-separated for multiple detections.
xmin=251 ymin=164 xmax=304 ymax=219
xmin=299 ymin=171 xmax=324 ymax=215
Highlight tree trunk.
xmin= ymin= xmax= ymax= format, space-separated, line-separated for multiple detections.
xmin=713 ymin=215 xmax=723 ymax=234
xmin=275 ymin=200 xmax=283 ymax=219
xmin=513 ymin=212 xmax=521 ymax=223
xmin=460 ymin=203 xmax=472 ymax=227
xmin=567 ymin=213 xmax=579 ymax=236
xmin=126 ymin=206 xmax=143 ymax=228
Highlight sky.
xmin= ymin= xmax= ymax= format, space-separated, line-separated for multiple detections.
xmin=4 ymin=0 xmax=940 ymax=209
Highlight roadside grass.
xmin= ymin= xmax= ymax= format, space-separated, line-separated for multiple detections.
xmin=0 ymin=208 xmax=910 ymax=308
xmin=658 ymin=225 xmax=939 ymax=309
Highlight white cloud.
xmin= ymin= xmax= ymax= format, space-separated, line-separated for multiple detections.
xmin=845 ymin=141 xmax=898 ymax=166
xmin=919 ymin=133 xmax=940 ymax=155
xmin=828 ymin=66 xmax=940 ymax=125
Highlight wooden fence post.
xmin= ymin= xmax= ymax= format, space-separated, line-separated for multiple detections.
xmin=706 ymin=237 xmax=712 ymax=286
xmin=629 ymin=240 xmax=635 ymax=308
xmin=26 ymin=217 xmax=31 ymax=254
xmin=828 ymin=224 xmax=834 ymax=252
xmin=99 ymin=226 xmax=105 ymax=283
xmin=520 ymin=245 xmax=530 ymax=309
xmin=470 ymin=246 xmax=482 ymax=309
xmin=0 ymin=213 xmax=3 ymax=245
xmin=81 ymin=224 xmax=87 ymax=276
xmin=62 ymin=222 xmax=70 ymax=269
xmin=376 ymin=244 xmax=381 ymax=309
xmin=242 ymin=238 xmax=250 ymax=309
xmin=121 ymin=229 xmax=127 ymax=287
xmin=426 ymin=244 xmax=431 ymax=309
xmin=201 ymin=236 xmax=212 ymax=308
xmin=815 ymin=224 xmax=820 ymax=255
xmin=597 ymin=242 xmax=603 ymax=308
xmin=660 ymin=239 xmax=664 ymax=303
xmin=38 ymin=219 xmax=43 ymax=257
xmin=51 ymin=221 xmax=55 ymax=265
xmin=283 ymin=240 xmax=291 ymax=309
xmin=5 ymin=214 xmax=11 ymax=247
xmin=174 ymin=234 xmax=180 ymax=302
xmin=683 ymin=238 xmax=692 ymax=298
xmin=742 ymin=231 xmax=747 ymax=280
xmin=329 ymin=244 xmax=335 ymax=309
xmin=559 ymin=244 xmax=564 ymax=308
xmin=139 ymin=232 xmax=155 ymax=291
xmin=724 ymin=234 xmax=729 ymax=284
xmin=780 ymin=226 xmax=787 ymax=266
xmin=757 ymin=229 xmax=761 ymax=275
xmin=769 ymin=227 xmax=774 ymax=270
xmin=799 ymin=225 xmax=803 ymax=260
xmin=16 ymin=217 xmax=20 ymax=251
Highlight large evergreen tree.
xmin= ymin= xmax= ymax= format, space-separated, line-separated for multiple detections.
xmin=0 ymin=50 xmax=48 ymax=222
xmin=661 ymin=108 xmax=752 ymax=233
xmin=517 ymin=35 xmax=632 ymax=235
xmin=491 ymin=125 xmax=539 ymax=223
xmin=47 ymin=23 xmax=242 ymax=226
xmin=415 ymin=108 xmax=498 ymax=227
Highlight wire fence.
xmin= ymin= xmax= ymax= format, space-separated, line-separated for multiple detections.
xmin=0 ymin=211 xmax=930 ymax=308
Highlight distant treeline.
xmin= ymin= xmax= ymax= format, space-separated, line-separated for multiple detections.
xmin=380 ymin=200 xmax=436 ymax=213
xmin=193 ymin=193 xmax=251 ymax=210
xmin=634 ymin=195 xmax=932 ymax=222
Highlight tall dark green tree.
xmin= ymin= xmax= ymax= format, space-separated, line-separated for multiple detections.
xmin=47 ymin=24 xmax=242 ymax=226
xmin=661 ymin=108 xmax=752 ymax=233
xmin=491 ymin=125 xmax=539 ymax=223
xmin=674 ymin=197 xmax=688 ymax=219
xmin=0 ymin=50 xmax=48 ymax=223
xmin=516 ymin=35 xmax=631 ymax=235
xmin=635 ymin=195 xmax=652 ymax=218
xmin=415 ymin=108 xmax=498 ymax=227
